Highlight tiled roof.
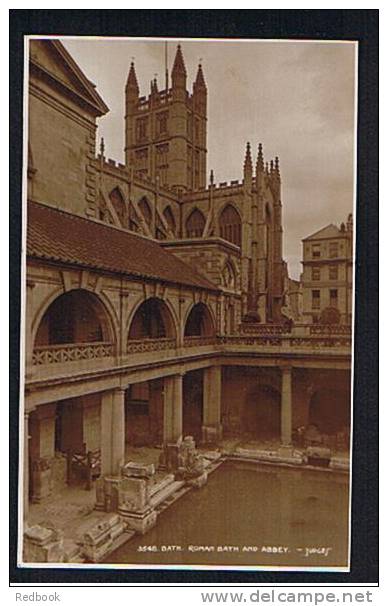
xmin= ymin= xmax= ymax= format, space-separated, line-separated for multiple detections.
xmin=27 ymin=201 xmax=217 ymax=291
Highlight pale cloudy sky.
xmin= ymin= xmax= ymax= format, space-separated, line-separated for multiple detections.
xmin=62 ymin=38 xmax=356 ymax=279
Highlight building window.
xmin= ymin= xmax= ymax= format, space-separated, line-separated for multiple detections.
xmin=156 ymin=111 xmax=168 ymax=136
xmin=219 ymin=204 xmax=242 ymax=247
xmin=329 ymin=266 xmax=338 ymax=280
xmin=186 ymin=208 xmax=205 ymax=238
xmin=136 ymin=118 xmax=148 ymax=142
xmin=329 ymin=242 xmax=339 ymax=258
xmin=312 ymin=290 xmax=320 ymax=309
xmin=312 ymin=244 xmax=321 ymax=258
xmin=330 ymin=289 xmax=338 ymax=307
xmin=312 ymin=268 xmax=320 ymax=281
xmin=135 ymin=148 xmax=148 ymax=176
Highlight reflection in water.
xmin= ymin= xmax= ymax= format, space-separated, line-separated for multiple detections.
xmin=106 ymin=462 xmax=349 ymax=567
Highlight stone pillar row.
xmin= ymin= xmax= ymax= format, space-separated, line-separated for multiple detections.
xmin=281 ymin=366 xmax=292 ymax=446
xmin=99 ymin=365 xmax=224 ymax=477
xmin=202 ymin=365 xmax=223 ymax=443
xmin=101 ymin=387 xmax=126 ymax=477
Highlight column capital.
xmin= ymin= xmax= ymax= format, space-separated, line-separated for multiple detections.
xmin=280 ymin=365 xmax=292 ymax=375
xmin=113 ymin=386 xmax=127 ymax=396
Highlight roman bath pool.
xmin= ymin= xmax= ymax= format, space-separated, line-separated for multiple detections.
xmin=105 ymin=462 xmax=349 ymax=568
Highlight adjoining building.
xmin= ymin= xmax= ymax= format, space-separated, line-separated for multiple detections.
xmin=300 ymin=218 xmax=353 ymax=325
xmin=24 ymin=39 xmax=352 ymax=521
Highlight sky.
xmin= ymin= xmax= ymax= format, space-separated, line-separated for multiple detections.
xmin=62 ymin=37 xmax=356 ymax=279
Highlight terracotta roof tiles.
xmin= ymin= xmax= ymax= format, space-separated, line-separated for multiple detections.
xmin=27 ymin=201 xmax=217 ymax=291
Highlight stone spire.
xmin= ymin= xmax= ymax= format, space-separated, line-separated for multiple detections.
xmin=244 ymin=142 xmax=253 ymax=175
xmin=171 ymin=44 xmax=187 ymax=88
xmin=256 ymin=143 xmax=264 ymax=174
xmin=243 ymin=142 xmax=253 ymax=188
xmin=194 ymin=63 xmax=206 ymax=91
xmin=126 ymin=61 xmax=139 ymax=95
xmin=274 ymin=156 xmax=280 ymax=180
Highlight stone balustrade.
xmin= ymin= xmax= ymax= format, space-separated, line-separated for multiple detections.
xmin=32 ymin=341 xmax=114 ymax=365
xmin=127 ymin=337 xmax=176 ymax=354
xmin=31 ymin=329 xmax=351 ymax=376
xmin=183 ymin=335 xmax=218 ymax=347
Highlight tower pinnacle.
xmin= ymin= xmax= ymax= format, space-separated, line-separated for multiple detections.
xmin=172 ymin=44 xmax=187 ymax=82
xmin=194 ymin=63 xmax=206 ymax=90
xmin=126 ymin=61 xmax=139 ymax=95
xmin=244 ymin=142 xmax=253 ymax=174
xmin=256 ymin=143 xmax=264 ymax=174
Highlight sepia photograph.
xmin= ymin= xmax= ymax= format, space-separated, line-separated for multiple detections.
xmin=19 ymin=33 xmax=357 ymax=572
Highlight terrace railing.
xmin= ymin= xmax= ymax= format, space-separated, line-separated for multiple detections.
xmin=32 ymin=342 xmax=114 ymax=365
xmin=127 ymin=337 xmax=176 ymax=354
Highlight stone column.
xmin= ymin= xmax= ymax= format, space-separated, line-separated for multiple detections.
xmin=23 ymin=410 xmax=32 ymax=520
xmin=202 ymin=366 xmax=223 ymax=443
xmin=25 ymin=280 xmax=35 ymax=378
xmin=163 ymin=374 xmax=183 ymax=443
xmin=111 ymin=388 xmax=126 ymax=475
xmin=281 ymin=366 xmax=292 ymax=446
xmin=101 ymin=388 xmax=126 ymax=476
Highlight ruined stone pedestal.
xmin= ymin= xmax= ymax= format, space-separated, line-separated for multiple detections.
xmin=82 ymin=514 xmax=127 ymax=562
xmin=24 ymin=525 xmax=64 ymax=563
xmin=201 ymin=424 xmax=223 ymax=444
xmin=95 ymin=462 xmax=158 ymax=534
xmin=161 ymin=436 xmax=208 ymax=488
xmin=118 ymin=473 xmax=157 ymax=534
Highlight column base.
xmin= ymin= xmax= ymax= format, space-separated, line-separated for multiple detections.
xmin=201 ymin=424 xmax=223 ymax=444
xmin=31 ymin=459 xmax=53 ymax=503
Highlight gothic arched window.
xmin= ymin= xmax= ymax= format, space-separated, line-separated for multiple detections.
xmin=186 ymin=208 xmax=205 ymax=238
xmin=163 ymin=205 xmax=176 ymax=235
xmin=109 ymin=187 xmax=126 ymax=226
xmin=139 ymin=197 xmax=152 ymax=227
xmin=219 ymin=204 xmax=241 ymax=247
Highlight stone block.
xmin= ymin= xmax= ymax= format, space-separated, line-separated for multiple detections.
xmin=202 ymin=424 xmax=223 ymax=444
xmin=82 ymin=514 xmax=127 ymax=562
xmin=118 ymin=476 xmax=149 ymax=513
xmin=122 ymin=461 xmax=155 ymax=479
xmin=187 ymin=471 xmax=208 ymax=489
xmin=119 ymin=508 xmax=157 ymax=535
xmin=23 ymin=525 xmax=65 ymax=563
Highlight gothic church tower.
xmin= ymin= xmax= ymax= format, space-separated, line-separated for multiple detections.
xmin=125 ymin=44 xmax=207 ymax=193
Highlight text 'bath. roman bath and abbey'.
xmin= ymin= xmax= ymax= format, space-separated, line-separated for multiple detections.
xmin=22 ymin=38 xmax=355 ymax=569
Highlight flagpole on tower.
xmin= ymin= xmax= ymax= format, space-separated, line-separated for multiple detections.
xmin=165 ymin=40 xmax=169 ymax=91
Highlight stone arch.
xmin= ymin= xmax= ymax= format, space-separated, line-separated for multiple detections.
xmin=219 ymin=204 xmax=242 ymax=247
xmin=184 ymin=302 xmax=216 ymax=337
xmin=221 ymin=258 xmax=237 ymax=289
xmin=309 ymin=387 xmax=350 ymax=435
xmin=109 ymin=186 xmax=126 ymax=226
xmin=163 ymin=205 xmax=176 ymax=235
xmin=34 ymin=288 xmax=116 ymax=347
xmin=127 ymin=297 xmax=178 ymax=341
xmin=242 ymin=384 xmax=281 ymax=439
xmin=186 ymin=208 xmax=206 ymax=238
xmin=139 ymin=196 xmax=152 ymax=227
